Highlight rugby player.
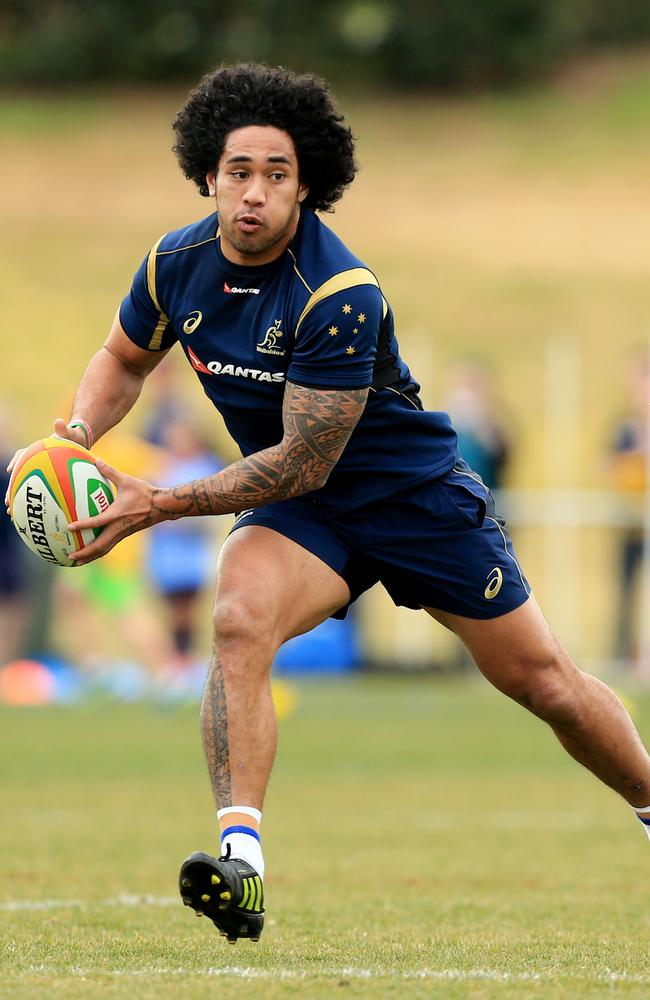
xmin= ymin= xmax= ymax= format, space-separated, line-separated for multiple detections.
xmin=8 ymin=63 xmax=650 ymax=943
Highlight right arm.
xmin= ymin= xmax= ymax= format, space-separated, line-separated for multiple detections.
xmin=6 ymin=312 xmax=168 ymax=484
xmin=66 ymin=231 xmax=175 ymax=447
xmin=64 ymin=311 xmax=170 ymax=446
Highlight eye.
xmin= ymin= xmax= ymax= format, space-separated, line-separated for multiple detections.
xmin=231 ymin=170 xmax=249 ymax=180
xmin=269 ymin=172 xmax=286 ymax=181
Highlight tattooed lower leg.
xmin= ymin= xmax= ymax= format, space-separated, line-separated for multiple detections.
xmin=200 ymin=650 xmax=232 ymax=808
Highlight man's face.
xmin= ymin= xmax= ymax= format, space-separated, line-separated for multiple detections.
xmin=207 ymin=125 xmax=308 ymax=266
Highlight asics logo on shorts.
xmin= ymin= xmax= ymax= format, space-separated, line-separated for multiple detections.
xmin=484 ymin=567 xmax=503 ymax=599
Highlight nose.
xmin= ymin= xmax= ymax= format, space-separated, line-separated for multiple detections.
xmin=243 ymin=176 xmax=266 ymax=208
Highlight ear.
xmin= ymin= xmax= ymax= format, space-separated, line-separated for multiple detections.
xmin=206 ymin=171 xmax=217 ymax=197
xmin=298 ymin=181 xmax=309 ymax=205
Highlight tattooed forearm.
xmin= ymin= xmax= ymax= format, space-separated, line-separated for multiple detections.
xmin=188 ymin=478 xmax=216 ymax=516
xmin=156 ymin=382 xmax=368 ymax=519
xmin=200 ymin=647 xmax=232 ymax=808
xmin=66 ymin=383 xmax=364 ymax=560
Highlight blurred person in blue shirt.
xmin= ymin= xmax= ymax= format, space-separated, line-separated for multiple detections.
xmin=445 ymin=361 xmax=511 ymax=491
xmin=146 ymin=417 xmax=223 ymax=661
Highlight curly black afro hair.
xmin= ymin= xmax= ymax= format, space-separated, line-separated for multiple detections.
xmin=172 ymin=63 xmax=357 ymax=212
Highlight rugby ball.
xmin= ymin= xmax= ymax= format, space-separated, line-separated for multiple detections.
xmin=8 ymin=436 xmax=115 ymax=567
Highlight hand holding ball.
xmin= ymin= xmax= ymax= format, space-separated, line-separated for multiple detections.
xmin=7 ymin=436 xmax=115 ymax=567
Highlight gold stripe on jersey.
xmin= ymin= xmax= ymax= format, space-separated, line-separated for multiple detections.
xmin=146 ymin=235 xmax=166 ymax=310
xmin=148 ymin=312 xmax=170 ymax=351
xmin=287 ymin=248 xmax=314 ymax=294
xmin=294 ymin=267 xmax=381 ymax=336
xmin=146 ymin=230 xmax=219 ymax=349
xmin=145 ymin=235 xmax=170 ymax=350
xmin=157 ymin=235 xmax=218 ymax=256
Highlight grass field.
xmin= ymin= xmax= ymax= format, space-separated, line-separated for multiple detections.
xmin=2 ymin=674 xmax=650 ymax=998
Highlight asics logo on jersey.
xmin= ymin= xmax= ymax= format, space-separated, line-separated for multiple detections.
xmin=484 ymin=567 xmax=503 ymax=599
xmin=182 ymin=310 xmax=203 ymax=334
xmin=257 ymin=319 xmax=285 ymax=356
xmin=224 ymin=281 xmax=260 ymax=295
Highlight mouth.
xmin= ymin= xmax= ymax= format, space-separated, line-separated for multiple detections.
xmin=236 ymin=213 xmax=263 ymax=234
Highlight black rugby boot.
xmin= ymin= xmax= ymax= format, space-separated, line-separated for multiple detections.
xmin=179 ymin=845 xmax=264 ymax=942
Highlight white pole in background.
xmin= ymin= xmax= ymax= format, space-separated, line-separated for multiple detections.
xmin=543 ymin=337 xmax=582 ymax=655
xmin=638 ymin=339 xmax=650 ymax=681
xmin=391 ymin=326 xmax=446 ymax=667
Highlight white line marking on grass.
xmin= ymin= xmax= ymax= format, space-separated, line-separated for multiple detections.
xmin=0 ymin=895 xmax=176 ymax=911
xmin=23 ymin=965 xmax=650 ymax=985
xmin=8 ymin=899 xmax=650 ymax=985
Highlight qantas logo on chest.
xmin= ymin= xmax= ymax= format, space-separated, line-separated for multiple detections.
xmin=188 ymin=347 xmax=284 ymax=383
xmin=224 ymin=281 xmax=260 ymax=295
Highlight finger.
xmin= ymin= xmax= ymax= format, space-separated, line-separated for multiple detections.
xmin=53 ymin=417 xmax=69 ymax=435
xmin=69 ymin=535 xmax=115 ymax=565
xmin=7 ymin=449 xmax=24 ymax=474
xmin=68 ymin=523 xmax=121 ymax=562
xmin=67 ymin=509 xmax=115 ymax=533
xmin=53 ymin=418 xmax=87 ymax=447
xmin=93 ymin=457 xmax=121 ymax=489
xmin=6 ymin=449 xmax=25 ymax=506
xmin=69 ymin=522 xmax=120 ymax=563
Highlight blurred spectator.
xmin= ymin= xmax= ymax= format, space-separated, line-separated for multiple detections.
xmin=442 ymin=362 xmax=512 ymax=673
xmin=607 ymin=358 xmax=649 ymax=664
xmin=145 ymin=417 xmax=224 ymax=661
xmin=141 ymin=360 xmax=188 ymax=448
xmin=0 ymin=406 xmax=29 ymax=664
xmin=56 ymin=427 xmax=177 ymax=678
xmin=444 ymin=361 xmax=511 ymax=490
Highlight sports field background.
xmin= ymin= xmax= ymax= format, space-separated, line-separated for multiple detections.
xmin=3 ymin=53 xmax=650 ymax=664
xmin=3 ymin=50 xmax=650 ymax=998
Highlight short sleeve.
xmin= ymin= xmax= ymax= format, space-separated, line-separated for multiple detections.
xmin=119 ymin=241 xmax=177 ymax=352
xmin=287 ymin=282 xmax=382 ymax=389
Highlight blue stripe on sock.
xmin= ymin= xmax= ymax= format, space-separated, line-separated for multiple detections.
xmin=637 ymin=815 xmax=650 ymax=827
xmin=221 ymin=824 xmax=261 ymax=842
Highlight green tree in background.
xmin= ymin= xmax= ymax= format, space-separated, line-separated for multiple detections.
xmin=1 ymin=0 xmax=650 ymax=89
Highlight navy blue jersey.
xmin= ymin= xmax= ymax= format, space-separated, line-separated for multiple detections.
xmin=119 ymin=209 xmax=458 ymax=512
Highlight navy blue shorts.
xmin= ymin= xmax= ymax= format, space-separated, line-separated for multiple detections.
xmin=229 ymin=462 xmax=531 ymax=620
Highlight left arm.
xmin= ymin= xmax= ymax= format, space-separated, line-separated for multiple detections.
xmin=167 ymin=381 xmax=368 ymax=516
xmin=69 ymin=381 xmax=368 ymax=563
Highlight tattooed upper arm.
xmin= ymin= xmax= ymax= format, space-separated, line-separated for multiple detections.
xmin=279 ymin=381 xmax=369 ymax=492
xmin=162 ymin=381 xmax=368 ymax=518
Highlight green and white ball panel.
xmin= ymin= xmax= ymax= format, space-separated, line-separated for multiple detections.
xmin=70 ymin=461 xmax=114 ymax=540
xmin=8 ymin=437 xmax=115 ymax=568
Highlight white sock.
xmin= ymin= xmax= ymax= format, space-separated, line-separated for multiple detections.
xmin=632 ymin=804 xmax=650 ymax=842
xmin=217 ymin=806 xmax=265 ymax=879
